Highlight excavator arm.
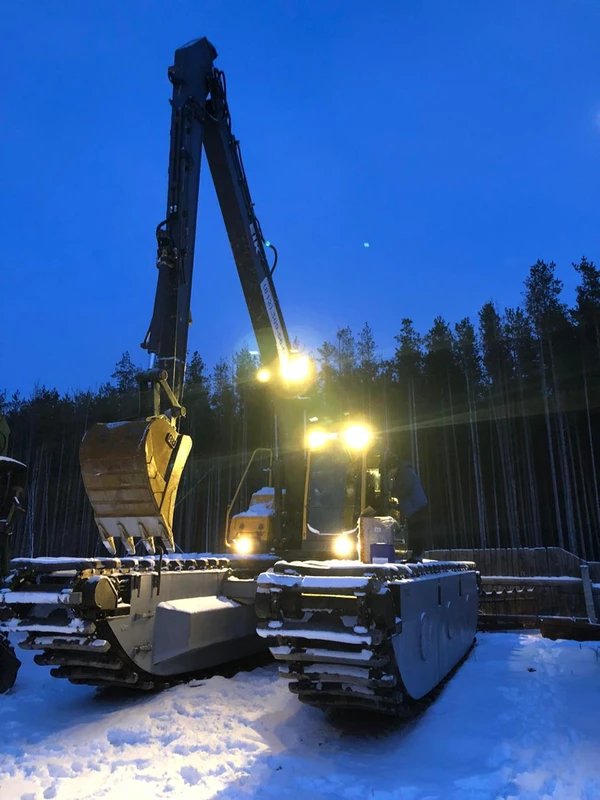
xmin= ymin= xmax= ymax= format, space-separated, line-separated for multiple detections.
xmin=142 ymin=38 xmax=291 ymax=410
xmin=80 ymin=37 xmax=302 ymax=557
xmin=202 ymin=68 xmax=290 ymax=368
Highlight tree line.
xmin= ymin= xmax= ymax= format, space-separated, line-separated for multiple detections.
xmin=3 ymin=256 xmax=600 ymax=559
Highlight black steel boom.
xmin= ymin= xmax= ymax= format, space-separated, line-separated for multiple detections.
xmin=142 ymin=37 xmax=290 ymax=412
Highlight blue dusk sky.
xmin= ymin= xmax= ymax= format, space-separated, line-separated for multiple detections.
xmin=2 ymin=0 xmax=599 ymax=396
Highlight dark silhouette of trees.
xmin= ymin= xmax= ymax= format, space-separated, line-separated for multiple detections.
xmin=3 ymin=256 xmax=600 ymax=558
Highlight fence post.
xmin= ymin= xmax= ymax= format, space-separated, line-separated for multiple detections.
xmin=580 ymin=564 xmax=597 ymax=624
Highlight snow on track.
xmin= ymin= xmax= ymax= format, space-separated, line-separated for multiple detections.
xmin=1 ymin=633 xmax=600 ymax=799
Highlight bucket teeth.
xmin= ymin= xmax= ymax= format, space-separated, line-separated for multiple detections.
xmin=123 ymin=537 xmax=136 ymax=554
xmin=158 ymin=525 xmax=175 ymax=554
xmin=142 ymin=538 xmax=156 ymax=555
xmin=98 ymin=526 xmax=117 ymax=556
xmin=116 ymin=524 xmax=136 ymax=555
xmin=101 ymin=537 xmax=117 ymax=556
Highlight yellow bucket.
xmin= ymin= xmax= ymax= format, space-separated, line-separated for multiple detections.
xmin=80 ymin=417 xmax=192 ymax=555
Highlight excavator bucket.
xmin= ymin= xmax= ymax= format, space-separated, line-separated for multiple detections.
xmin=80 ymin=418 xmax=192 ymax=555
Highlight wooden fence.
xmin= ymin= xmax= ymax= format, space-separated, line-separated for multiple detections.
xmin=425 ymin=547 xmax=600 ymax=622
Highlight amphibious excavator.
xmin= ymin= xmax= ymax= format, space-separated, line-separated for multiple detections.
xmin=0 ymin=37 xmax=478 ymax=711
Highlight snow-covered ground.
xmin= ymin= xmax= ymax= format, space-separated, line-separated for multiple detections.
xmin=1 ymin=632 xmax=600 ymax=800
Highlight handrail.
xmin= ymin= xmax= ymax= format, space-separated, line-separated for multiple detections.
xmin=224 ymin=448 xmax=273 ymax=547
xmin=301 ymin=449 xmax=311 ymax=541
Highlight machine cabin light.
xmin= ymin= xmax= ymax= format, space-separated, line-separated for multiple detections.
xmin=233 ymin=535 xmax=254 ymax=555
xmin=341 ymin=423 xmax=372 ymax=452
xmin=332 ymin=534 xmax=356 ymax=559
xmin=256 ymin=367 xmax=271 ymax=383
xmin=280 ymin=354 xmax=311 ymax=384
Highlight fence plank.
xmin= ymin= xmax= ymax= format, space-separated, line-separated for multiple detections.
xmin=557 ymin=549 xmax=570 ymax=577
xmin=504 ymin=548 xmax=512 ymax=577
xmin=534 ymin=548 xmax=551 ymax=612
xmin=533 ymin=548 xmax=549 ymax=578
xmin=526 ymin=548 xmax=538 ymax=576
xmin=499 ymin=548 xmax=507 ymax=577
xmin=489 ymin=549 xmax=501 ymax=574
xmin=477 ymin=549 xmax=487 ymax=573
xmin=547 ymin=548 xmax=562 ymax=577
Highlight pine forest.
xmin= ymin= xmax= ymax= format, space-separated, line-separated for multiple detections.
xmin=4 ymin=257 xmax=600 ymax=560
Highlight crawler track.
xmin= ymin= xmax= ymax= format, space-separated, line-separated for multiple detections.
xmin=0 ymin=554 xmax=274 ymax=690
xmin=256 ymin=559 xmax=478 ymax=714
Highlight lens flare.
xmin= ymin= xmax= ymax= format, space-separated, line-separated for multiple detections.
xmin=281 ymin=354 xmax=311 ymax=383
xmin=233 ymin=536 xmax=254 ymax=555
xmin=332 ymin=535 xmax=356 ymax=559
xmin=306 ymin=429 xmax=329 ymax=450
xmin=341 ymin=424 xmax=372 ymax=451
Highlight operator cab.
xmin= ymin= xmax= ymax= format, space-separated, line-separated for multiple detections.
xmin=301 ymin=432 xmax=386 ymax=559
xmin=305 ymin=445 xmax=357 ymax=535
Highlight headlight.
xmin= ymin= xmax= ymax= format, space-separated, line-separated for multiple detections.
xmin=332 ymin=535 xmax=356 ymax=559
xmin=341 ymin=423 xmax=372 ymax=451
xmin=306 ymin=429 xmax=329 ymax=450
xmin=281 ymin=354 xmax=311 ymax=383
xmin=233 ymin=535 xmax=254 ymax=555
xmin=256 ymin=367 xmax=271 ymax=383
